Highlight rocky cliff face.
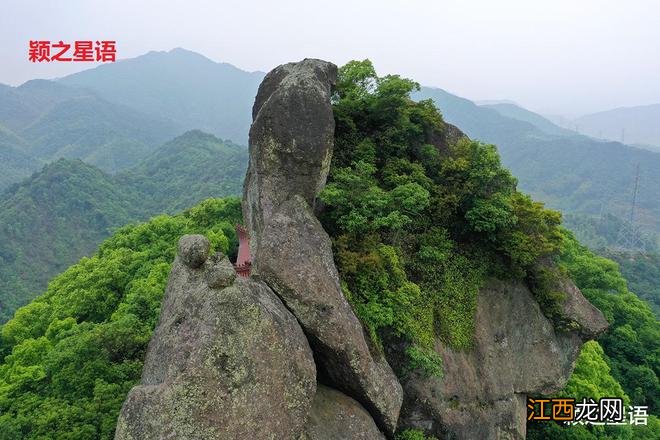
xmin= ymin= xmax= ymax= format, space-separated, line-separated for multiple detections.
xmin=115 ymin=235 xmax=317 ymax=439
xmin=395 ymin=279 xmax=607 ymax=439
xmin=245 ymin=59 xmax=402 ymax=434
xmin=116 ymin=59 xmax=607 ymax=439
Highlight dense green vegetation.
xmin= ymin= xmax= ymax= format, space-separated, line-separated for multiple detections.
xmin=415 ymin=87 xmax=660 ymax=243
xmin=119 ymin=130 xmax=247 ymax=213
xmin=604 ymin=250 xmax=660 ymax=318
xmin=325 ymin=61 xmax=659 ymax=438
xmin=0 ymin=160 xmax=141 ymax=323
xmin=395 ymin=429 xmax=438 ymax=440
xmin=0 ymin=123 xmax=40 ymax=191
xmin=0 ymin=80 xmax=178 ymax=183
xmin=0 ymin=198 xmax=241 ymax=439
xmin=528 ymin=230 xmax=659 ymax=439
xmin=559 ymin=232 xmax=659 ymax=414
xmin=0 ymin=130 xmax=246 ymax=323
xmin=320 ymin=61 xmax=563 ymax=371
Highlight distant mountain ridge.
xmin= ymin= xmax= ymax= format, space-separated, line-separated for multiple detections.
xmin=572 ymin=103 xmax=660 ymax=149
xmin=0 ymin=79 xmax=180 ymax=188
xmin=0 ymin=49 xmax=263 ymax=191
xmin=415 ymin=87 xmax=660 ymax=243
xmin=479 ymin=102 xmax=576 ymax=137
xmin=59 ymin=48 xmax=265 ymax=146
xmin=0 ymin=130 xmax=247 ymax=323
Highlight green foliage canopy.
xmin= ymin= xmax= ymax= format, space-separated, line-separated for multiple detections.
xmin=321 ymin=60 xmax=564 ymax=373
xmin=0 ymin=198 xmax=241 ymax=439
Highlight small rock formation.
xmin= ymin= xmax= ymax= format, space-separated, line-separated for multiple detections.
xmin=244 ymin=59 xmax=403 ymax=434
xmin=115 ymin=235 xmax=317 ymax=440
xmin=556 ymin=277 xmax=609 ymax=339
xmin=301 ymin=385 xmax=386 ymax=440
xmin=396 ymin=278 xmax=608 ymax=439
xmin=177 ymin=233 xmax=210 ymax=268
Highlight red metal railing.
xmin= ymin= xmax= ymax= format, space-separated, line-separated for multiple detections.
xmin=234 ymin=225 xmax=252 ymax=277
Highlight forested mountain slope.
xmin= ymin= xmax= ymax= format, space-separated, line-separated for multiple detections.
xmin=415 ymin=87 xmax=660 ymax=241
xmin=0 ymin=159 xmax=140 ymax=323
xmin=0 ymin=80 xmax=180 ymax=188
xmin=0 ymin=124 xmax=40 ymax=190
xmin=118 ymin=130 xmax=247 ymax=212
xmin=604 ymin=250 xmax=660 ymax=318
xmin=19 ymin=95 xmax=178 ymax=172
xmin=0 ymin=131 xmax=246 ymax=323
xmin=0 ymin=59 xmax=657 ymax=439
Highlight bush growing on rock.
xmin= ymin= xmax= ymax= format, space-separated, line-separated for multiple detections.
xmin=321 ymin=60 xmax=564 ymax=373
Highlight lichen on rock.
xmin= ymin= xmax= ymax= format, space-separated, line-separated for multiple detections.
xmin=301 ymin=385 xmax=386 ymax=440
xmin=244 ymin=58 xmax=403 ymax=434
xmin=115 ymin=236 xmax=317 ymax=440
xmin=395 ymin=278 xmax=608 ymax=439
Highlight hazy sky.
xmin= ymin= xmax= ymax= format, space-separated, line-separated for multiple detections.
xmin=1 ymin=0 xmax=659 ymax=116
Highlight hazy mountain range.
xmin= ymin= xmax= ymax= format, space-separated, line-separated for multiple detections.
xmin=549 ymin=104 xmax=660 ymax=151
xmin=0 ymin=47 xmax=658 ymax=321
xmin=478 ymin=102 xmax=576 ymax=137
xmin=0 ymin=80 xmax=180 ymax=182
xmin=415 ymin=88 xmax=660 ymax=238
xmin=59 ymin=48 xmax=264 ymax=146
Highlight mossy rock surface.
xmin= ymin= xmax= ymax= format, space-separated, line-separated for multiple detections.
xmin=115 ymin=239 xmax=316 ymax=440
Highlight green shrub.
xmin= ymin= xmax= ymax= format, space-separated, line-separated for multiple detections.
xmin=0 ymin=198 xmax=242 ymax=439
xmin=395 ymin=428 xmax=439 ymax=440
xmin=323 ymin=60 xmax=564 ymax=367
xmin=405 ymin=345 xmax=443 ymax=378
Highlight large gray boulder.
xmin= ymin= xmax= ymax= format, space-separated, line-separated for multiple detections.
xmin=256 ymin=195 xmax=403 ymax=434
xmin=301 ymin=385 xmax=386 ymax=440
xmin=243 ymin=58 xmax=403 ymax=434
xmin=243 ymin=58 xmax=337 ymax=253
xmin=115 ymin=235 xmax=317 ymax=440
xmin=397 ymin=278 xmax=608 ymax=439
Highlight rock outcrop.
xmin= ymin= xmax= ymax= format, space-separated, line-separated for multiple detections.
xmin=243 ymin=58 xmax=337 ymax=253
xmin=244 ymin=58 xmax=403 ymax=434
xmin=301 ymin=385 xmax=386 ymax=440
xmin=115 ymin=235 xmax=317 ymax=440
xmin=256 ymin=195 xmax=403 ymax=433
xmin=116 ymin=58 xmax=608 ymax=440
xmin=396 ymin=278 xmax=608 ymax=439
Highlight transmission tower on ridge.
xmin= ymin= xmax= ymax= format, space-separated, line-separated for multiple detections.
xmin=614 ymin=164 xmax=647 ymax=251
